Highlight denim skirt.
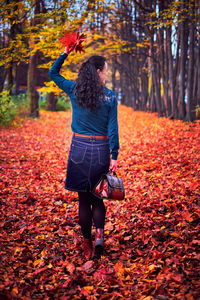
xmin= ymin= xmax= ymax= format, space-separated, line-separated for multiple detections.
xmin=65 ymin=134 xmax=110 ymax=192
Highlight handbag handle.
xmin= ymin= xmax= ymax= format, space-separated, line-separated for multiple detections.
xmin=108 ymin=170 xmax=117 ymax=176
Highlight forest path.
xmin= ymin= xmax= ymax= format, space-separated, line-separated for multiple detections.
xmin=0 ymin=106 xmax=199 ymax=299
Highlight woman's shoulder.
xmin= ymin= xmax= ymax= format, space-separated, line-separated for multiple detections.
xmin=103 ymin=87 xmax=116 ymax=103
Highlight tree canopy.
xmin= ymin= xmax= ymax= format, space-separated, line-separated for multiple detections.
xmin=1 ymin=0 xmax=200 ymax=121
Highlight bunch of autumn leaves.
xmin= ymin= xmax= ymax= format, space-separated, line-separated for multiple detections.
xmin=59 ymin=31 xmax=86 ymax=54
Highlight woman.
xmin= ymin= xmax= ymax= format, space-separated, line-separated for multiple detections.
xmin=49 ymin=46 xmax=119 ymax=260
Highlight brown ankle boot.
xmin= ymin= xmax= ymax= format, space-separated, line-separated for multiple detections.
xmin=93 ymin=228 xmax=104 ymax=259
xmin=83 ymin=238 xmax=93 ymax=260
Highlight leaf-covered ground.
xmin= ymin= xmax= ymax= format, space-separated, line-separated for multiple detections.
xmin=0 ymin=106 xmax=200 ymax=299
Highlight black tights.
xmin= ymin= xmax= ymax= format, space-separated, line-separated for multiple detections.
xmin=78 ymin=191 xmax=106 ymax=239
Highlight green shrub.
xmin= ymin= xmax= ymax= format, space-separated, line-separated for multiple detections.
xmin=0 ymin=90 xmax=17 ymax=125
xmin=0 ymin=91 xmax=30 ymax=126
xmin=0 ymin=91 xmax=71 ymax=126
xmin=56 ymin=95 xmax=71 ymax=111
xmin=39 ymin=94 xmax=71 ymax=111
xmin=39 ymin=98 xmax=47 ymax=110
xmin=13 ymin=93 xmax=29 ymax=116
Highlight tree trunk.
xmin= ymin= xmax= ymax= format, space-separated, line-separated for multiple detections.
xmin=4 ymin=63 xmax=13 ymax=95
xmin=111 ymin=59 xmax=117 ymax=93
xmin=160 ymin=0 xmax=171 ymax=116
xmin=27 ymin=0 xmax=42 ymax=118
xmin=196 ymin=6 xmax=200 ymax=119
xmin=159 ymin=26 xmax=169 ymax=116
xmin=3 ymin=0 xmax=17 ymax=95
xmin=186 ymin=0 xmax=196 ymax=121
xmin=27 ymin=51 xmax=39 ymax=117
xmin=179 ymin=1 xmax=188 ymax=120
xmin=120 ymin=53 xmax=134 ymax=107
xmin=174 ymin=24 xmax=180 ymax=115
xmin=46 ymin=92 xmax=57 ymax=111
xmin=0 ymin=67 xmax=7 ymax=92
xmin=150 ymin=83 xmax=156 ymax=113
xmin=150 ymin=37 xmax=163 ymax=117
xmin=141 ymin=66 xmax=148 ymax=111
xmin=166 ymin=26 xmax=177 ymax=119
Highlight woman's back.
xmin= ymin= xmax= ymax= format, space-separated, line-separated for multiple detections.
xmin=49 ymin=53 xmax=119 ymax=160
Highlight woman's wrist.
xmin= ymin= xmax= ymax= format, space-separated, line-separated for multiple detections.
xmin=64 ymin=45 xmax=74 ymax=55
xmin=110 ymin=159 xmax=117 ymax=172
xmin=61 ymin=52 xmax=68 ymax=58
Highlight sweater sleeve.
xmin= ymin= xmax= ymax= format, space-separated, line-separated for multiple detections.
xmin=108 ymin=92 xmax=119 ymax=160
xmin=49 ymin=53 xmax=75 ymax=96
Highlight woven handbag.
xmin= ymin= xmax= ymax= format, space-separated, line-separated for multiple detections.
xmin=93 ymin=172 xmax=125 ymax=200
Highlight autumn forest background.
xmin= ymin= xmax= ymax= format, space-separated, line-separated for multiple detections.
xmin=1 ymin=0 xmax=200 ymax=121
xmin=0 ymin=0 xmax=200 ymax=299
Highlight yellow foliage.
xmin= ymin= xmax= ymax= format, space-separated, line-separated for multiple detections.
xmin=83 ymin=286 xmax=93 ymax=291
xmin=12 ymin=288 xmax=18 ymax=295
xmin=33 ymin=259 xmax=42 ymax=267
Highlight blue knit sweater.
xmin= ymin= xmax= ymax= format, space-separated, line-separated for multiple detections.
xmin=49 ymin=53 xmax=119 ymax=160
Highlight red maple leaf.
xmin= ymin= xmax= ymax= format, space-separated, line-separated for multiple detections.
xmin=59 ymin=31 xmax=86 ymax=53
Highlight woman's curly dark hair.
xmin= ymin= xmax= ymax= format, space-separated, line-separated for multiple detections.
xmin=74 ymin=55 xmax=106 ymax=111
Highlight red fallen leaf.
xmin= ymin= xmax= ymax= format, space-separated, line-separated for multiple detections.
xmin=189 ymin=181 xmax=198 ymax=190
xmin=105 ymin=222 xmax=114 ymax=231
xmin=135 ymin=249 xmax=143 ymax=255
xmin=27 ymin=223 xmax=35 ymax=230
xmin=11 ymin=288 xmax=19 ymax=297
xmin=94 ymin=267 xmax=115 ymax=281
xmin=192 ymin=240 xmax=200 ymax=245
xmin=151 ymin=250 xmax=163 ymax=259
xmin=21 ymin=193 xmax=37 ymax=205
xmin=114 ymin=262 xmax=124 ymax=277
xmin=66 ymin=262 xmax=75 ymax=275
xmin=170 ymin=274 xmax=183 ymax=283
xmin=0 ymin=222 xmax=5 ymax=228
xmin=82 ymin=261 xmax=95 ymax=274
xmin=119 ymin=254 xmax=128 ymax=261
xmin=93 ymin=269 xmax=107 ymax=281
xmin=3 ymin=281 xmax=11 ymax=287
xmin=35 ymin=173 xmax=41 ymax=180
xmin=27 ymin=193 xmax=34 ymax=199
xmin=14 ymin=226 xmax=26 ymax=238
xmin=80 ymin=288 xmax=90 ymax=297
xmin=32 ymin=266 xmax=48 ymax=275
xmin=193 ymin=253 xmax=200 ymax=260
xmin=62 ymin=278 xmax=72 ymax=288
xmin=182 ymin=211 xmax=194 ymax=222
